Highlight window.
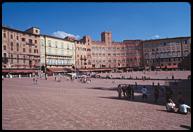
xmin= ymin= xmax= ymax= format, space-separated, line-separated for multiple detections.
xmin=29 ymin=39 xmax=33 ymax=44
xmin=22 ymin=38 xmax=25 ymax=42
xmin=16 ymin=36 xmax=19 ymax=40
xmin=11 ymin=34 xmax=13 ymax=39
xmin=61 ymin=43 xmax=64 ymax=49
xmin=11 ymin=42 xmax=13 ymax=51
xmin=35 ymin=40 xmax=37 ymax=44
xmin=11 ymin=54 xmax=13 ymax=64
xmin=55 ymin=41 xmax=57 ymax=48
xmin=48 ymin=40 xmax=51 ymax=47
xmin=23 ymin=56 xmax=25 ymax=63
xmin=35 ymin=30 xmax=38 ymax=33
xmin=4 ymin=53 xmax=6 ymax=58
xmin=17 ymin=55 xmax=19 ymax=63
xmin=40 ymin=39 xmax=44 ymax=46
xmin=3 ymin=45 xmax=6 ymax=50
xmin=29 ymin=48 xmax=31 ymax=53
xmin=34 ymin=49 xmax=36 ymax=53
xmin=17 ymin=43 xmax=19 ymax=51
xmin=23 ymin=48 xmax=25 ymax=52
xmin=3 ymin=33 xmax=6 ymax=38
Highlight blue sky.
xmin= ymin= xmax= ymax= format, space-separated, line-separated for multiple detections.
xmin=2 ymin=2 xmax=190 ymax=41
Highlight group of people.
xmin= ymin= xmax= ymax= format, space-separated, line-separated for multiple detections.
xmin=166 ymin=92 xmax=191 ymax=115
xmin=80 ymin=76 xmax=91 ymax=83
xmin=141 ymin=83 xmax=171 ymax=104
xmin=32 ymin=76 xmax=38 ymax=84
xmin=117 ymin=83 xmax=191 ymax=115
xmin=117 ymin=84 xmax=135 ymax=100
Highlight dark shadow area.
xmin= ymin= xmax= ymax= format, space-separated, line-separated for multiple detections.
xmin=180 ymin=125 xmax=191 ymax=130
xmin=89 ymin=79 xmax=191 ymax=107
xmin=99 ymin=94 xmax=166 ymax=106
xmin=87 ymin=87 xmax=116 ymax=91
xmin=156 ymin=109 xmax=168 ymax=112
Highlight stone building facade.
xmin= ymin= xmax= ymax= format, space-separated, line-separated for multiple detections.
xmin=2 ymin=26 xmax=41 ymax=75
xmin=40 ymin=35 xmax=75 ymax=73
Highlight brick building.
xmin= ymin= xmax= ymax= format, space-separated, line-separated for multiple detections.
xmin=75 ymin=36 xmax=92 ymax=70
xmin=75 ymin=32 xmax=143 ymax=72
xmin=142 ymin=37 xmax=191 ymax=70
xmin=2 ymin=26 xmax=191 ymax=75
xmin=2 ymin=26 xmax=41 ymax=75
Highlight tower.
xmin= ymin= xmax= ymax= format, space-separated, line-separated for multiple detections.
xmin=101 ymin=32 xmax=112 ymax=45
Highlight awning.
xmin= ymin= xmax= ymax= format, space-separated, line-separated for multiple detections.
xmin=2 ymin=69 xmax=38 ymax=73
xmin=47 ymin=68 xmax=67 ymax=73
xmin=156 ymin=66 xmax=161 ymax=68
xmin=167 ymin=65 xmax=178 ymax=69
xmin=78 ymin=68 xmax=112 ymax=72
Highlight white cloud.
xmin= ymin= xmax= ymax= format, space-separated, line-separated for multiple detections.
xmin=151 ymin=35 xmax=160 ymax=39
xmin=52 ymin=31 xmax=80 ymax=40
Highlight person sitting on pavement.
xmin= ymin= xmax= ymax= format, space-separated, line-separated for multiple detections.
xmin=178 ymin=102 xmax=191 ymax=115
xmin=166 ymin=98 xmax=176 ymax=112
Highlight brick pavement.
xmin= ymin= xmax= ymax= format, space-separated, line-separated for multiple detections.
xmin=2 ymin=77 xmax=191 ymax=130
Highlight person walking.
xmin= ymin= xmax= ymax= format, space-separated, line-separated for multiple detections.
xmin=117 ymin=84 xmax=122 ymax=99
xmin=131 ymin=85 xmax=135 ymax=100
xmin=126 ymin=84 xmax=131 ymax=100
xmin=154 ymin=83 xmax=160 ymax=103
xmin=141 ymin=86 xmax=148 ymax=100
xmin=33 ymin=76 xmax=35 ymax=84
xmin=35 ymin=76 xmax=38 ymax=84
xmin=165 ymin=86 xmax=173 ymax=103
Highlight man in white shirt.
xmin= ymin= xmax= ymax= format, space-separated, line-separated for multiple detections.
xmin=141 ymin=86 xmax=148 ymax=100
xmin=178 ymin=104 xmax=191 ymax=114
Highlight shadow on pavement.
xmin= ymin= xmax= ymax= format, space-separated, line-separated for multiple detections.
xmin=98 ymin=94 xmax=166 ymax=106
xmin=180 ymin=125 xmax=191 ymax=130
xmin=87 ymin=87 xmax=116 ymax=91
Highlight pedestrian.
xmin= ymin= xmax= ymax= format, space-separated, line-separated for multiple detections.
xmin=154 ymin=83 xmax=160 ymax=103
xmin=121 ymin=85 xmax=127 ymax=97
xmin=165 ymin=86 xmax=173 ymax=103
xmin=33 ymin=76 xmax=35 ymax=84
xmin=35 ymin=76 xmax=38 ymax=84
xmin=126 ymin=84 xmax=131 ymax=100
xmin=117 ymin=84 xmax=122 ymax=99
xmin=131 ymin=85 xmax=135 ymax=100
xmin=141 ymin=86 xmax=148 ymax=100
